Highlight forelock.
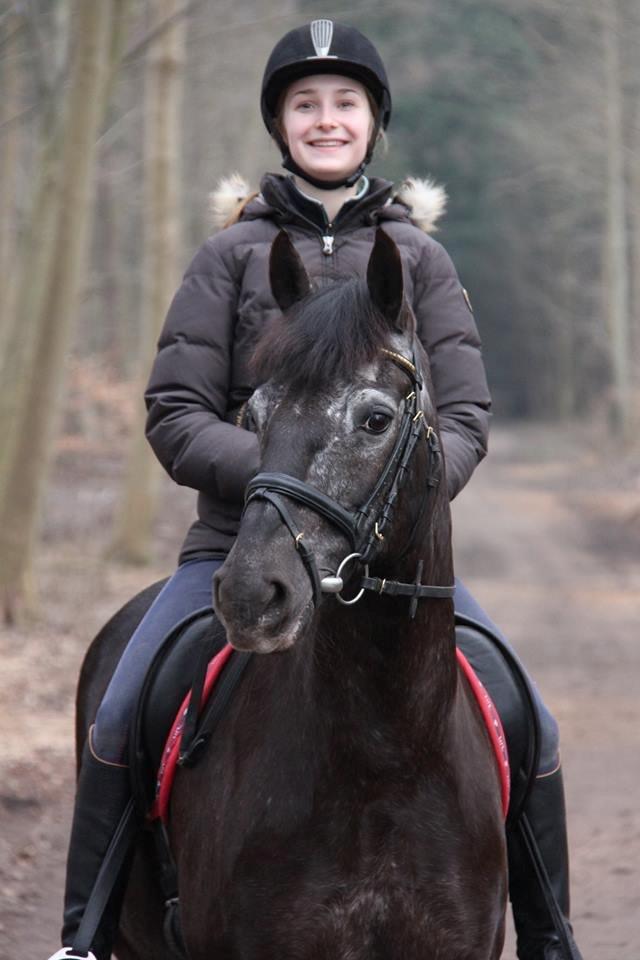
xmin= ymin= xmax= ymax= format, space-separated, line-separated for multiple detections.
xmin=252 ymin=279 xmax=399 ymax=392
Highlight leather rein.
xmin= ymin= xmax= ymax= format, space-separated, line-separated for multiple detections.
xmin=244 ymin=348 xmax=455 ymax=618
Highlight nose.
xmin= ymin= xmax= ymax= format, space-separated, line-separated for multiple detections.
xmin=315 ymin=106 xmax=338 ymax=130
xmin=213 ymin=563 xmax=289 ymax=630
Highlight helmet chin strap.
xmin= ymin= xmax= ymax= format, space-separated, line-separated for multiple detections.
xmin=281 ymin=151 xmax=367 ymax=190
xmin=277 ymin=118 xmax=381 ymax=192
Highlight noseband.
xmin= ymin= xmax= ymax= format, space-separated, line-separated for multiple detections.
xmin=244 ymin=348 xmax=455 ymax=617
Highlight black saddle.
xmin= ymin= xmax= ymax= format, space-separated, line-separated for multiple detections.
xmin=129 ymin=609 xmax=234 ymax=814
xmin=455 ymin=614 xmax=540 ymax=824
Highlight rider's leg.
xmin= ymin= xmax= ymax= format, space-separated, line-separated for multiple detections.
xmin=454 ymin=579 xmax=583 ymax=960
xmin=49 ymin=557 xmax=222 ymax=960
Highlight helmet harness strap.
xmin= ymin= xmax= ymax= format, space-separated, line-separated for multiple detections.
xmin=278 ymin=112 xmax=382 ymax=190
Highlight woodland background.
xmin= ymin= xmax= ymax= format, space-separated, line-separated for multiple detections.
xmin=1 ymin=0 xmax=639 ymax=618
xmin=1 ymin=3 xmax=640 ymax=957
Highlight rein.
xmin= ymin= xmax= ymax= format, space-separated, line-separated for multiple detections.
xmin=244 ymin=348 xmax=455 ymax=618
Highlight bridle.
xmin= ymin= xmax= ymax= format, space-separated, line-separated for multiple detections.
xmin=244 ymin=348 xmax=455 ymax=618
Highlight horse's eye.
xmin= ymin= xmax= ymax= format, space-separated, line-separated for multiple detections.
xmin=362 ymin=411 xmax=393 ymax=434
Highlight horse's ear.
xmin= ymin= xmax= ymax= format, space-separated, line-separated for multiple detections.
xmin=269 ymin=230 xmax=311 ymax=313
xmin=367 ymin=228 xmax=405 ymax=330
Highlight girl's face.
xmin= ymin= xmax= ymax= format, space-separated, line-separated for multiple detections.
xmin=280 ymin=74 xmax=374 ymax=184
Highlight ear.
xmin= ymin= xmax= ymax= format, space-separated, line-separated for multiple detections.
xmin=366 ymin=228 xmax=406 ymax=330
xmin=269 ymin=230 xmax=311 ymax=313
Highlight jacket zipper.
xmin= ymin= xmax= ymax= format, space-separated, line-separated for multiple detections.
xmin=321 ymin=230 xmax=334 ymax=255
xmin=283 ymin=207 xmax=336 ymax=258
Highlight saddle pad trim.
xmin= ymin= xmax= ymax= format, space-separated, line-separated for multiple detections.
xmin=152 ymin=644 xmax=510 ymax=823
xmin=151 ymin=643 xmax=234 ymax=823
xmin=457 ymin=647 xmax=510 ymax=817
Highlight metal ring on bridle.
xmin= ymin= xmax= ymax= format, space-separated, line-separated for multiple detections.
xmin=335 ymin=552 xmax=369 ymax=606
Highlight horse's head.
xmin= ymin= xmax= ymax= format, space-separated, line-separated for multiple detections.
xmin=213 ymin=229 xmax=449 ymax=653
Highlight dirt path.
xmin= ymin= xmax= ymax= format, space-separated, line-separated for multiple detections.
xmin=1 ymin=423 xmax=638 ymax=959
xmin=452 ymin=426 xmax=640 ymax=958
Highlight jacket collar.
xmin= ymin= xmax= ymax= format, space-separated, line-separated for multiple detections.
xmin=255 ymin=173 xmax=397 ymax=232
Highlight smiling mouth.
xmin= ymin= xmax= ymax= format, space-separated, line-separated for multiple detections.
xmin=307 ymin=140 xmax=349 ymax=148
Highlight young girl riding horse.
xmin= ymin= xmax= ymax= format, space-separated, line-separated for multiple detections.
xmin=48 ymin=20 xmax=583 ymax=960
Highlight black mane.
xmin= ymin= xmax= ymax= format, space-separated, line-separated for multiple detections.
xmin=252 ymin=279 xmax=398 ymax=392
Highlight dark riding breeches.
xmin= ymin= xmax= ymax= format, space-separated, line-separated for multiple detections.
xmin=93 ymin=560 xmax=559 ymax=771
xmin=93 ymin=559 xmax=224 ymax=763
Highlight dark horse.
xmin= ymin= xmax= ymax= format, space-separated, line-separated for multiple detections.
xmin=77 ymin=230 xmax=507 ymax=959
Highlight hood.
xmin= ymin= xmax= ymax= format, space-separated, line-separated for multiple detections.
xmin=209 ymin=172 xmax=447 ymax=234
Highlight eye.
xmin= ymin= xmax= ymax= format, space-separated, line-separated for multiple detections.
xmin=362 ymin=410 xmax=393 ymax=435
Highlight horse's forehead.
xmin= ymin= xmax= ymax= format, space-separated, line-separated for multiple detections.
xmin=322 ymin=365 xmax=380 ymax=418
xmin=255 ymin=361 xmax=383 ymax=416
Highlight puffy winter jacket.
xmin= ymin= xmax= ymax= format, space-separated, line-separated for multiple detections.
xmin=145 ymin=173 xmax=491 ymax=561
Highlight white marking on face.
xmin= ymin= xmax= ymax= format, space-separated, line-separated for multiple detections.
xmin=308 ymin=375 xmax=402 ymax=506
xmin=248 ymin=387 xmax=272 ymax=434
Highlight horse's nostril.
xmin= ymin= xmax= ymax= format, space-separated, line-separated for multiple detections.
xmin=214 ymin=565 xmax=290 ymax=627
xmin=270 ymin=578 xmax=287 ymax=607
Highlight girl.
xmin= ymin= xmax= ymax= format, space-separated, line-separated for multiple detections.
xmin=49 ymin=20 xmax=583 ymax=960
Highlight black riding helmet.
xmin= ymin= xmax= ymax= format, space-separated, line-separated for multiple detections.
xmin=261 ymin=19 xmax=392 ymax=190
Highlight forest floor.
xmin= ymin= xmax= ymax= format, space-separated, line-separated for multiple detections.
xmin=0 ymin=417 xmax=639 ymax=959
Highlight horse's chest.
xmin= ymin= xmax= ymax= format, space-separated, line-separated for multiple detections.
xmin=182 ymin=795 xmax=495 ymax=959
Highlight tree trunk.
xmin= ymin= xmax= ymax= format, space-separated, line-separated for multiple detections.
xmin=602 ymin=0 xmax=631 ymax=436
xmin=627 ymin=14 xmax=640 ymax=434
xmin=0 ymin=1 xmax=129 ymax=623
xmin=110 ymin=0 xmax=185 ymax=564
xmin=0 ymin=11 xmax=22 ymax=352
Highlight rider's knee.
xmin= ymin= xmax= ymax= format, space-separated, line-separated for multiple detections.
xmin=91 ymin=703 xmax=130 ymax=765
xmin=535 ymin=704 xmax=560 ymax=775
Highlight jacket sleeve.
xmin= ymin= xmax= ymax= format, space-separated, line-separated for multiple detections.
xmin=144 ymin=237 xmax=260 ymax=503
xmin=413 ymin=239 xmax=491 ymax=500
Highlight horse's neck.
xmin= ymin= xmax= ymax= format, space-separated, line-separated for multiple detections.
xmin=321 ymin=598 xmax=454 ymax=720
xmin=305 ymin=522 xmax=457 ymax=762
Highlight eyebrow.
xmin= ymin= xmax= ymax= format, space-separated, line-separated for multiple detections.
xmin=290 ymin=87 xmax=362 ymax=96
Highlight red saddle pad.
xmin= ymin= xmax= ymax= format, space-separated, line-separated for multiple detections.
xmin=152 ymin=644 xmax=510 ymax=824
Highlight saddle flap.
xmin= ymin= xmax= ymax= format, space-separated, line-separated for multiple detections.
xmin=455 ymin=617 xmax=541 ymax=823
xmin=129 ymin=611 xmax=226 ymax=815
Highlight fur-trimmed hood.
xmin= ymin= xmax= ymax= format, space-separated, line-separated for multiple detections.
xmin=210 ymin=172 xmax=447 ymax=234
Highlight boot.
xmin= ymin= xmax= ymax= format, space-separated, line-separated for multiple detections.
xmin=47 ymin=736 xmax=134 ymax=960
xmin=507 ymin=766 xmax=583 ymax=960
